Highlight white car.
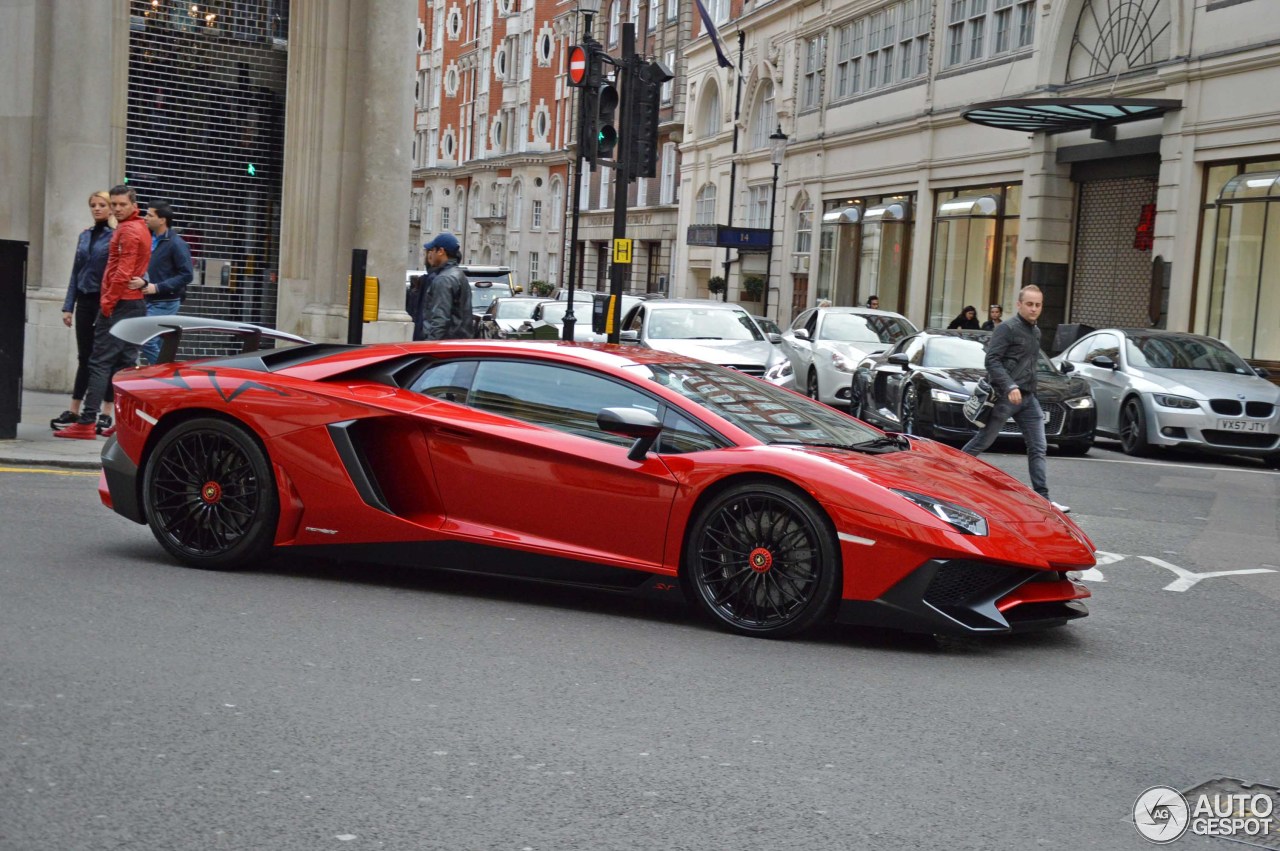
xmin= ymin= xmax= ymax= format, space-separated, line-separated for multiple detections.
xmin=619 ymin=299 xmax=795 ymax=388
xmin=781 ymin=306 xmax=919 ymax=407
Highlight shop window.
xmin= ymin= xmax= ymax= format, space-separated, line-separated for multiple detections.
xmin=927 ymin=184 xmax=1020 ymax=330
xmin=1202 ymin=168 xmax=1280 ymax=361
xmin=816 ymin=197 xmax=914 ymax=312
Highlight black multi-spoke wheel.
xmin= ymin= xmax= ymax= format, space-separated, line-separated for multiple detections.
xmin=900 ymin=384 xmax=920 ymax=435
xmin=683 ymin=482 xmax=840 ymax=638
xmin=1119 ymin=397 xmax=1150 ymax=456
xmin=142 ymin=418 xmax=277 ymax=570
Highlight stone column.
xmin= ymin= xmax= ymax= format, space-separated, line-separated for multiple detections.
xmin=354 ymin=0 xmax=416 ymax=342
xmin=24 ymin=0 xmax=120 ymax=391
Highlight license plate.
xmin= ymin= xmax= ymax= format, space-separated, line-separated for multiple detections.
xmin=1218 ymin=419 xmax=1268 ymax=432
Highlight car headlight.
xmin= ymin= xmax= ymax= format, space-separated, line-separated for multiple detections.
xmin=1152 ymin=394 xmax=1199 ymax=409
xmin=1064 ymin=396 xmax=1095 ymax=409
xmin=891 ymin=489 xmax=989 ymax=536
xmin=930 ymin=388 xmax=967 ymax=404
xmin=764 ymin=359 xmax=793 ymax=382
xmin=830 ymin=351 xmax=858 ymax=373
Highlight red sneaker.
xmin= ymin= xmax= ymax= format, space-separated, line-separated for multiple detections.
xmin=53 ymin=422 xmax=97 ymax=440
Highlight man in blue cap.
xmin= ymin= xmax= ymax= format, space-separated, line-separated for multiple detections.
xmin=420 ymin=232 xmax=473 ymax=340
xmin=406 ymin=243 xmax=437 ymax=341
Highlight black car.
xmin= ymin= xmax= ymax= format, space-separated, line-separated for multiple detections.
xmin=851 ymin=330 xmax=1097 ymax=454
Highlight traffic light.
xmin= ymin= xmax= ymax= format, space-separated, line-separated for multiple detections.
xmin=625 ymin=59 xmax=673 ymax=179
xmin=580 ymin=45 xmax=619 ymax=166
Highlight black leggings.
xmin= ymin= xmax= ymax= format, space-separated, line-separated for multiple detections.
xmin=72 ymin=292 xmax=113 ymax=404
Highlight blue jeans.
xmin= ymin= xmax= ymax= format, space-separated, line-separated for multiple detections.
xmin=141 ymin=298 xmax=182 ymax=364
xmin=962 ymin=392 xmax=1050 ymax=498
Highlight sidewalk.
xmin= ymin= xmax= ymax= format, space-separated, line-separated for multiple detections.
xmin=0 ymin=390 xmax=106 ymax=470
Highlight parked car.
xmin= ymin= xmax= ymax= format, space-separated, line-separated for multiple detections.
xmin=1053 ymin=328 xmax=1280 ymax=465
xmin=476 ymin=296 xmax=549 ymax=339
xmin=752 ymin=315 xmax=784 ymax=339
xmin=102 ymin=314 xmax=1095 ymax=639
xmin=528 ymin=299 xmax=610 ymax=342
xmin=619 ymin=299 xmax=795 ymax=388
xmin=781 ymin=307 xmax=918 ymax=407
xmin=853 ymin=330 xmax=1097 ymax=454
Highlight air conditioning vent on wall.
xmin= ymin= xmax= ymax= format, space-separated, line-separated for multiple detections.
xmin=791 ymin=254 xmax=809 ymax=273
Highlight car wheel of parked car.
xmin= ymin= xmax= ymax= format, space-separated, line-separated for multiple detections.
xmin=899 ymin=385 xmax=920 ymax=436
xmin=142 ymin=417 xmax=278 ymax=570
xmin=806 ymin=369 xmax=820 ymax=400
xmin=1119 ymin=397 xmax=1150 ymax=456
xmin=683 ymin=482 xmax=841 ymax=638
xmin=1057 ymin=436 xmax=1093 ymax=457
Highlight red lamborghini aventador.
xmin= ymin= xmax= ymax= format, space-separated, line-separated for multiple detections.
xmin=98 ymin=316 xmax=1094 ymax=639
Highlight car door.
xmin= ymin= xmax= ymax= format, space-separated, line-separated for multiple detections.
xmin=782 ymin=309 xmax=817 ymax=379
xmin=414 ymin=358 xmax=679 ymax=571
xmin=883 ymin=335 xmax=926 ymax=419
xmin=1068 ymin=332 xmax=1124 ymax=432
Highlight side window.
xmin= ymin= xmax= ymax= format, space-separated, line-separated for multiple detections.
xmin=625 ymin=306 xmax=645 ymax=332
xmin=469 ymin=361 xmax=658 ymax=446
xmin=1063 ymin=339 xmax=1090 ymax=362
xmin=905 ymin=336 xmax=927 ymax=365
xmin=407 ymin=359 xmax=477 ymax=403
xmin=804 ymin=311 xmax=819 ymax=337
xmin=1084 ymin=334 xmax=1120 ymax=363
xmin=657 ymin=407 xmax=722 ymax=453
xmin=790 ymin=309 xmax=813 ymax=332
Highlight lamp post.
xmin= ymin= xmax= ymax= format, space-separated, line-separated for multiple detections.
xmin=563 ymin=0 xmax=601 ymax=341
xmin=763 ymin=124 xmax=788 ymax=323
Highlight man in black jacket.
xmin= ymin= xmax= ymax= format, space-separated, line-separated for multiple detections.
xmin=961 ymin=285 xmax=1070 ymax=514
xmin=132 ymin=200 xmax=193 ymax=364
xmin=420 ymin=233 xmax=473 ymax=340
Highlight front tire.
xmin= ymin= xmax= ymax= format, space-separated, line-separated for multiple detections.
xmin=142 ymin=417 xmax=278 ymax=570
xmin=683 ymin=482 xmax=841 ymax=638
xmin=900 ymin=384 xmax=921 ymax=436
xmin=1119 ymin=397 xmax=1150 ymax=456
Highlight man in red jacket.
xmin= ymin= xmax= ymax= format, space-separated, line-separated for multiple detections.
xmin=56 ymin=185 xmax=151 ymax=439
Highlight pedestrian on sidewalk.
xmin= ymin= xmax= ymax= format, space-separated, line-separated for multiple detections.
xmin=134 ymin=200 xmax=193 ymax=364
xmin=52 ymin=191 xmax=116 ymax=434
xmin=420 ymin=233 xmax=473 ymax=340
xmin=961 ymin=285 xmax=1070 ymax=514
xmin=55 ymin=185 xmax=151 ymax=441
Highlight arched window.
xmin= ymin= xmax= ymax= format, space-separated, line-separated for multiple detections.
xmin=794 ymin=194 xmax=813 ymax=255
xmin=695 ymin=184 xmax=717 ymax=225
xmin=549 ymin=178 xmax=563 ymax=230
xmin=699 ymin=83 xmax=721 ymax=139
xmin=749 ymin=81 xmax=776 ymax=150
xmin=423 ymin=191 xmax=434 ymax=238
xmin=511 ymin=180 xmax=523 ymax=229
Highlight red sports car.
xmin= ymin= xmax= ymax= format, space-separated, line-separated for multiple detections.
xmin=99 ymin=316 xmax=1094 ymax=639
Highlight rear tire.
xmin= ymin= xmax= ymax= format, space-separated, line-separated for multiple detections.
xmin=142 ymin=417 xmax=277 ymax=570
xmin=683 ymin=482 xmax=841 ymax=638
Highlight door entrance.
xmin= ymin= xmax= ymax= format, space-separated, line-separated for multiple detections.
xmin=1070 ymin=174 xmax=1159 ymax=330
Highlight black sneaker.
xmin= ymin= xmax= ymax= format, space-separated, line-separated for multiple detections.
xmin=96 ymin=414 xmax=113 ymax=435
xmin=50 ymin=410 xmax=77 ymax=430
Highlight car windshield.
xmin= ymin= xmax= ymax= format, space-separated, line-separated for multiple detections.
xmin=821 ymin=313 xmax=916 ymax=344
xmin=923 ymin=335 xmax=1059 ymax=374
xmin=494 ymin=299 xmax=539 ymax=320
xmin=623 ymin=362 xmax=880 ymax=446
xmin=471 ymin=283 xmax=513 ymax=311
xmin=1126 ymin=334 xmax=1256 ymax=374
xmin=648 ymin=308 xmax=763 ymax=341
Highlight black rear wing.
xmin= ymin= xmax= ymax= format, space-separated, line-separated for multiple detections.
xmin=110 ymin=315 xmax=312 ymax=364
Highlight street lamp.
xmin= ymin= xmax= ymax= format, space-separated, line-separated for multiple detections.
xmin=764 ymin=124 xmax=788 ymax=323
xmin=564 ymin=0 xmax=602 ymax=341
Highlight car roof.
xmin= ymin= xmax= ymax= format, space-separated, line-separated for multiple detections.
xmin=641 ymin=299 xmax=749 ymax=310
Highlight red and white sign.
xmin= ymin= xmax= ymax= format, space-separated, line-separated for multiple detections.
xmin=566 ymin=45 xmax=588 ymax=87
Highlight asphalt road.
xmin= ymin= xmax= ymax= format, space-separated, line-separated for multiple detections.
xmin=2 ymin=442 xmax=1277 ymax=851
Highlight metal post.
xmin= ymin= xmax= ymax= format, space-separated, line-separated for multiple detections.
xmin=765 ymin=160 xmax=779 ymax=323
xmin=720 ymin=31 xmax=746 ymax=302
xmin=564 ymin=11 xmax=595 ymax=342
xmin=606 ymin=23 xmax=636 ymax=343
xmin=348 ymin=248 xmax=367 ymax=345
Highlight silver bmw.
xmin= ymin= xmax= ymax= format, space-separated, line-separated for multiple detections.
xmin=1053 ymin=329 xmax=1280 ymax=465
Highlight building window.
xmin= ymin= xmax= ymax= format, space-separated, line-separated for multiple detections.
xmin=834 ymin=0 xmax=929 ymax=101
xmin=660 ymin=142 xmax=677 ymax=204
xmin=816 ymin=194 xmax=916 ymax=311
xmin=794 ymin=196 xmax=813 ymax=255
xmin=637 ymin=176 xmax=648 ymax=207
xmin=599 ymin=165 xmax=611 ymax=209
xmin=746 ymin=185 xmax=771 ymax=229
xmin=667 ymin=0 xmax=677 ymax=21
xmin=529 ymin=251 xmax=540 ymax=282
xmin=708 ymin=0 xmax=729 ymax=24
xmin=927 ymin=184 xmax=1021 ymax=328
xmin=662 ymin=50 xmax=675 ymax=103
xmin=648 ymin=0 xmax=659 ymax=31
xmin=748 ymin=81 xmax=775 ymax=150
xmin=531 ymin=199 xmax=542 ymax=229
xmin=441 ymin=206 xmax=451 ymax=231
xmin=800 ymin=35 xmax=825 ymax=111
xmin=609 ymin=0 xmax=619 ymax=44
xmin=947 ymin=0 xmax=1034 ymax=68
xmin=695 ymin=184 xmax=717 ymax=225
xmin=549 ymin=179 xmax=563 ymax=230
xmin=699 ymin=84 xmax=721 ymax=138
xmin=510 ymin=181 xmax=523 ymax=229
xmin=424 ymin=191 xmax=434 ymax=236
xmin=1198 ymin=162 xmax=1280 ymax=362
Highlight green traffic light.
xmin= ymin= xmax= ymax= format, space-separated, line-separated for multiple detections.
xmin=247 ymin=163 xmax=256 ymax=176
xmin=597 ymin=127 xmax=618 ymax=153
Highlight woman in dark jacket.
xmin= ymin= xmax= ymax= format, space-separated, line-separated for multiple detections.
xmin=948 ymin=305 xmax=981 ymax=330
xmin=53 ymin=191 xmax=115 ymax=431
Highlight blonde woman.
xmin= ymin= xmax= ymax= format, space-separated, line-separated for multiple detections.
xmin=53 ymin=191 xmax=116 ymax=432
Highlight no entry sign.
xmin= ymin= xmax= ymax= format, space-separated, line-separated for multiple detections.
xmin=567 ymin=45 xmax=588 ymax=86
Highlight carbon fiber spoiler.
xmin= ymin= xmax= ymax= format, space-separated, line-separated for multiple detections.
xmin=110 ymin=315 xmax=312 ymax=364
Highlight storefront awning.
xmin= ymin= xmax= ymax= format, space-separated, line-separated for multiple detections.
xmin=864 ymin=201 xmax=910 ymax=221
xmin=1219 ymin=171 xmax=1280 ymax=202
xmin=822 ymin=206 xmax=862 ymax=224
xmin=936 ymin=195 xmax=998 ymax=217
xmin=962 ymin=97 xmax=1181 ymax=137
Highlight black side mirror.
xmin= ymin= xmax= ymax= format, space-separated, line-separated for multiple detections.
xmin=1090 ymin=355 xmax=1117 ymax=370
xmin=598 ymin=407 xmax=662 ymax=462
xmin=888 ymin=352 xmax=910 ymax=367
xmin=1255 ymin=366 xmax=1271 ymax=379
xmin=1059 ymin=360 xmax=1074 ymax=374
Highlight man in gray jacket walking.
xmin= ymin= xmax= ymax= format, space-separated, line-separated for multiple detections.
xmin=420 ymin=233 xmax=473 ymax=340
xmin=961 ymin=285 xmax=1070 ymax=514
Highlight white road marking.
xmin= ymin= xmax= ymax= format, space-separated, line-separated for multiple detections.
xmin=1137 ymin=555 xmax=1275 ymax=592
xmin=1056 ymin=455 xmax=1278 ymax=475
